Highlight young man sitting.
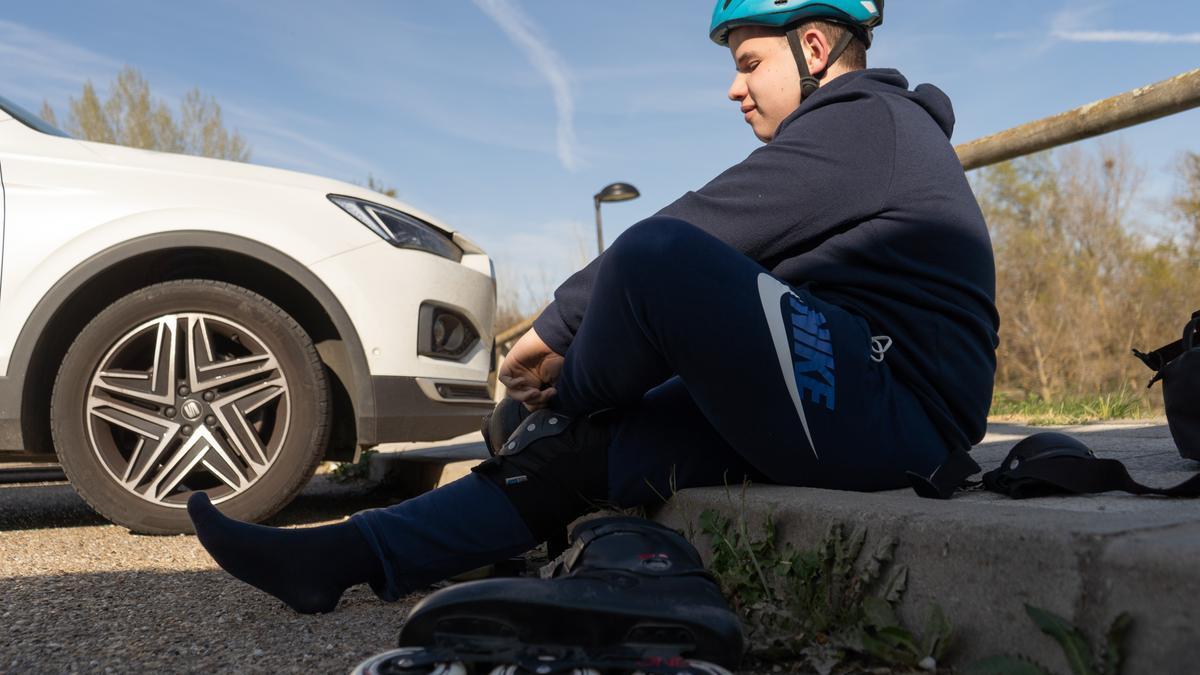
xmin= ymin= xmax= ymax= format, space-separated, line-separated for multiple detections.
xmin=188 ymin=0 xmax=998 ymax=614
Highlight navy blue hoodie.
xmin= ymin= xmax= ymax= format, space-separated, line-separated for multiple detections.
xmin=532 ymin=69 xmax=999 ymax=450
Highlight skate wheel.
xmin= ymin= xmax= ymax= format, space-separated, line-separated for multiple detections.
xmin=488 ymin=663 xmax=598 ymax=675
xmin=685 ymin=661 xmax=733 ymax=675
xmin=632 ymin=660 xmax=732 ymax=675
xmin=352 ymin=647 xmax=466 ymax=675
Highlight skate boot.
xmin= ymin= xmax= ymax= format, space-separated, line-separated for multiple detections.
xmin=352 ymin=516 xmax=744 ymax=675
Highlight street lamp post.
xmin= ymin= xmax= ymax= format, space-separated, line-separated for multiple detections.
xmin=593 ymin=182 xmax=640 ymax=255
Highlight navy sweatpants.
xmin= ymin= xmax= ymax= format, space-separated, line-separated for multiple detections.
xmin=353 ymin=217 xmax=951 ymax=600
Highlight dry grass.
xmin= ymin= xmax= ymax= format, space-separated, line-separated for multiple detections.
xmin=977 ymin=145 xmax=1199 ymax=407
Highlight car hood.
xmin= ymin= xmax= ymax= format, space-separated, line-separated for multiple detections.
xmin=77 ymin=139 xmax=473 ymax=246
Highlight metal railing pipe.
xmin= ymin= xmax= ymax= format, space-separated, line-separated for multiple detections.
xmin=495 ymin=316 xmax=537 ymax=347
xmin=955 ymin=68 xmax=1200 ymax=171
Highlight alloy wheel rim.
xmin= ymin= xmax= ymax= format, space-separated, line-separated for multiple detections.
xmin=85 ymin=312 xmax=291 ymax=508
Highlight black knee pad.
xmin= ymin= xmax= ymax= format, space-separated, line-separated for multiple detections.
xmin=480 ymin=397 xmax=531 ymax=457
xmin=472 ymin=408 xmax=616 ymax=541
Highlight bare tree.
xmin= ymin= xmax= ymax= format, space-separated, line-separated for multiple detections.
xmin=1173 ymin=152 xmax=1200 ymax=257
xmin=66 ymin=81 xmax=116 ymax=145
xmin=177 ymin=89 xmax=249 ymax=161
xmin=38 ymin=101 xmax=59 ymax=129
xmin=976 ymin=144 xmax=1198 ymax=407
xmin=364 ymin=175 xmax=398 ymax=198
xmin=40 ymin=66 xmax=250 ymax=162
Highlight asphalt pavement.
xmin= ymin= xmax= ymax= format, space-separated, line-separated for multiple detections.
xmin=0 ymin=472 xmax=432 ymax=674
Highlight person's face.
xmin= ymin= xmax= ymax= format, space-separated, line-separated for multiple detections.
xmin=726 ymin=26 xmax=800 ymax=143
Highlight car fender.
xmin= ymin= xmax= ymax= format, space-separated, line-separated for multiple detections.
xmin=0 ymin=205 xmax=369 ymax=371
xmin=0 ymin=228 xmax=378 ymax=450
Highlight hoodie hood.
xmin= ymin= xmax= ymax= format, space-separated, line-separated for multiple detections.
xmin=778 ymin=68 xmax=957 ymax=140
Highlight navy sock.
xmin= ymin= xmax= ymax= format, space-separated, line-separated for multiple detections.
xmin=187 ymin=492 xmax=383 ymax=614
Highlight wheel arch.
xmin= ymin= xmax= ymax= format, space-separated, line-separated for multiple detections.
xmin=6 ymin=231 xmax=377 ymax=458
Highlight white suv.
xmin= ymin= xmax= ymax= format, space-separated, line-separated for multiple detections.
xmin=0 ymin=95 xmax=497 ymax=534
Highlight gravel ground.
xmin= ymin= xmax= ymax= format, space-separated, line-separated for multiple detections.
xmin=0 ymin=473 xmax=434 ymax=674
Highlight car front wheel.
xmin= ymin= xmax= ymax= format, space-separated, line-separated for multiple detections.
xmin=51 ymin=279 xmax=330 ymax=534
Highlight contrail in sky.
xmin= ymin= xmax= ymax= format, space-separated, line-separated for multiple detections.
xmin=472 ymin=0 xmax=580 ymax=171
xmin=1052 ymin=29 xmax=1200 ymax=44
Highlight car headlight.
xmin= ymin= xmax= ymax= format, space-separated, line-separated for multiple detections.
xmin=328 ymin=194 xmax=463 ymax=262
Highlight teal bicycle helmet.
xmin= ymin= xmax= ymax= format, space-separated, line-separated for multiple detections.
xmin=710 ymin=0 xmax=884 ymax=102
xmin=710 ymin=0 xmax=883 ymax=46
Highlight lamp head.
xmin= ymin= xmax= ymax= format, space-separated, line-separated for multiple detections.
xmin=595 ymin=182 xmax=641 ymax=204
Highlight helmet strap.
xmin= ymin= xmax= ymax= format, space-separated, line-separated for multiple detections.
xmin=786 ymin=27 xmax=857 ymax=103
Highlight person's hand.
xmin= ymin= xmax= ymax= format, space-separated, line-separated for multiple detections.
xmin=499 ymin=328 xmax=563 ymax=411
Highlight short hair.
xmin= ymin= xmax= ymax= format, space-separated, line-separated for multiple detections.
xmin=797 ymin=19 xmax=868 ymax=71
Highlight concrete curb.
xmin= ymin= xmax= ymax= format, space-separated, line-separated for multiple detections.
xmin=652 ymin=422 xmax=1200 ymax=673
xmin=368 ymin=433 xmax=488 ymax=493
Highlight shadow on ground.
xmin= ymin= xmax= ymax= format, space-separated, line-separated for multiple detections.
xmin=2 ymin=568 xmax=417 ymax=673
xmin=0 ymin=474 xmax=426 ymax=533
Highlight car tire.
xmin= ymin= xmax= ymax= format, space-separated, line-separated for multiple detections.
xmin=51 ymin=279 xmax=331 ymax=534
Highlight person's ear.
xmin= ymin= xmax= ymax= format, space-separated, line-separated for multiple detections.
xmin=802 ymin=28 xmax=831 ymax=74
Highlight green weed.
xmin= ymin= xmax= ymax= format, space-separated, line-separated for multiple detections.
xmin=326 ymin=447 xmax=377 ymax=483
xmin=696 ymin=500 xmax=951 ymax=674
xmin=965 ymin=605 xmax=1131 ymax=675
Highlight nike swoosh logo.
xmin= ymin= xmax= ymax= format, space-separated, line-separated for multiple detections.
xmin=756 ymin=273 xmax=819 ymax=459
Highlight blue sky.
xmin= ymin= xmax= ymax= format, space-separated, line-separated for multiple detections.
xmin=1 ymin=1 xmax=1198 ymax=310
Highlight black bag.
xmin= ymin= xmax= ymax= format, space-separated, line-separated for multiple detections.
xmin=1133 ymin=310 xmax=1200 ymax=461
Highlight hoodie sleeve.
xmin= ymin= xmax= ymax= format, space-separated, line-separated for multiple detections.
xmin=531 ymin=95 xmax=896 ymax=356
xmin=531 ymin=255 xmax=604 ymax=355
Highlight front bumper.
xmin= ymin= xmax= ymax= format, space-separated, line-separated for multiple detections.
xmin=310 ymin=241 xmax=496 ymax=382
xmin=310 ymin=240 xmax=499 ymax=445
xmin=369 ymin=375 xmax=496 ymax=442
